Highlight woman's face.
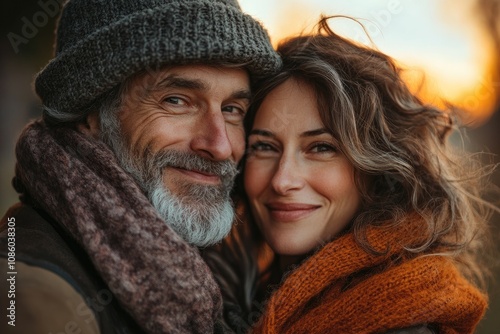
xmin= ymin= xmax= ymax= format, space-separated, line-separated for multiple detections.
xmin=244 ymin=78 xmax=361 ymax=257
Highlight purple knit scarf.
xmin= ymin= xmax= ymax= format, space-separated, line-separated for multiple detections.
xmin=13 ymin=119 xmax=222 ymax=333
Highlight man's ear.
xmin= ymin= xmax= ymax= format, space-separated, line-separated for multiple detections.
xmin=76 ymin=111 xmax=100 ymax=139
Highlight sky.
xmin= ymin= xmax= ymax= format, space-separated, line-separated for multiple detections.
xmin=239 ymin=0 xmax=496 ymax=125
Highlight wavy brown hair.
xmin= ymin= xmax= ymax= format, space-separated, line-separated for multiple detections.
xmin=203 ymin=16 xmax=498 ymax=331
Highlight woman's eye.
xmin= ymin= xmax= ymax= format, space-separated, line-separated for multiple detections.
xmin=249 ymin=142 xmax=276 ymax=152
xmin=310 ymin=143 xmax=338 ymax=153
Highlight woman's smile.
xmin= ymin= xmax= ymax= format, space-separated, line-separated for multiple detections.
xmin=265 ymin=202 xmax=321 ymax=222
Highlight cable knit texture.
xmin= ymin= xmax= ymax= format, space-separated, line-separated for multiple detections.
xmin=13 ymin=119 xmax=222 ymax=334
xmin=252 ymin=217 xmax=488 ymax=334
xmin=35 ymin=0 xmax=281 ymax=114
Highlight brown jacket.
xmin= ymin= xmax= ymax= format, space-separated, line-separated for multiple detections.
xmin=0 ymin=203 xmax=143 ymax=334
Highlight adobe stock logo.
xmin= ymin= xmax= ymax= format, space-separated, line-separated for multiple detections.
xmin=7 ymin=0 xmax=64 ymax=54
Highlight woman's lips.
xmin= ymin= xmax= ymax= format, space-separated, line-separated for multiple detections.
xmin=265 ymin=202 xmax=320 ymax=222
xmin=170 ymin=167 xmax=221 ymax=184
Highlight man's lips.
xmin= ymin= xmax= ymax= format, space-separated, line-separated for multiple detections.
xmin=265 ymin=202 xmax=320 ymax=222
xmin=169 ymin=167 xmax=221 ymax=184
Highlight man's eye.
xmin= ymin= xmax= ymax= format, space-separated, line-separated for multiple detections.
xmin=222 ymin=105 xmax=245 ymax=115
xmin=163 ymin=96 xmax=186 ymax=105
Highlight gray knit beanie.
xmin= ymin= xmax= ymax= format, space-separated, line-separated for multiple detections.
xmin=35 ymin=0 xmax=281 ymax=115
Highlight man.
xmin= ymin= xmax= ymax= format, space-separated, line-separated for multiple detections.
xmin=0 ymin=0 xmax=280 ymax=333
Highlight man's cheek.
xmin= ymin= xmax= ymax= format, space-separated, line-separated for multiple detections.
xmin=231 ymin=129 xmax=246 ymax=163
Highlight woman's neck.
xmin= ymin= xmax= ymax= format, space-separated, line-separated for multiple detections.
xmin=278 ymin=254 xmax=308 ymax=275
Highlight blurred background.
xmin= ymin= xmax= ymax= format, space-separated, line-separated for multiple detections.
xmin=1 ymin=0 xmax=499 ymax=331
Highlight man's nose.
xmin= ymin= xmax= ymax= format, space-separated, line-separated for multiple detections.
xmin=190 ymin=110 xmax=233 ymax=161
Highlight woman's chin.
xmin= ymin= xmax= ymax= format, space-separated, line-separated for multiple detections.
xmin=268 ymin=238 xmax=316 ymax=259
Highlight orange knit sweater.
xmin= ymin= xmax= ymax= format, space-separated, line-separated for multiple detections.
xmin=252 ymin=218 xmax=487 ymax=334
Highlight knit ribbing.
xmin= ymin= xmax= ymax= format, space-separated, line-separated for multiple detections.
xmin=14 ymin=120 xmax=222 ymax=333
xmin=35 ymin=0 xmax=281 ymax=115
xmin=253 ymin=218 xmax=487 ymax=334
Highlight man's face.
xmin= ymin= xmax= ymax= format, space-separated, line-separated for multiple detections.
xmin=100 ymin=64 xmax=250 ymax=246
xmin=121 ymin=64 xmax=249 ymax=179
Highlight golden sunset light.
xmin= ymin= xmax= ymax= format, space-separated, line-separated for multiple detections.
xmin=0 ymin=2 xmax=499 ymax=334
xmin=240 ymin=0 xmax=498 ymax=126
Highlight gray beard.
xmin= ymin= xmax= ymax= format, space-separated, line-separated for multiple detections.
xmin=99 ymin=110 xmax=237 ymax=247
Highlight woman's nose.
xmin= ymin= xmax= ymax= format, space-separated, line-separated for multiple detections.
xmin=270 ymin=154 xmax=306 ymax=195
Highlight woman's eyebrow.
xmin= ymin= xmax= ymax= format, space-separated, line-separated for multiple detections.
xmin=300 ymin=128 xmax=329 ymax=138
xmin=248 ymin=129 xmax=275 ymax=138
xmin=249 ymin=128 xmax=330 ymax=138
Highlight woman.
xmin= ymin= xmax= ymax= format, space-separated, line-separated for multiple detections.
xmin=204 ymin=17 xmax=496 ymax=334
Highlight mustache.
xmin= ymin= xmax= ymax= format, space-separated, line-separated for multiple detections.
xmin=145 ymin=149 xmax=239 ymax=181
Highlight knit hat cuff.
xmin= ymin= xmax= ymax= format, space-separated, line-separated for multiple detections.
xmin=35 ymin=1 xmax=281 ymax=114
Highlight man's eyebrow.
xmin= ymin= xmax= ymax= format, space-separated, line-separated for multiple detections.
xmin=153 ymin=75 xmax=251 ymax=101
xmin=231 ymin=89 xmax=252 ymax=101
xmin=155 ymin=74 xmax=207 ymax=91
